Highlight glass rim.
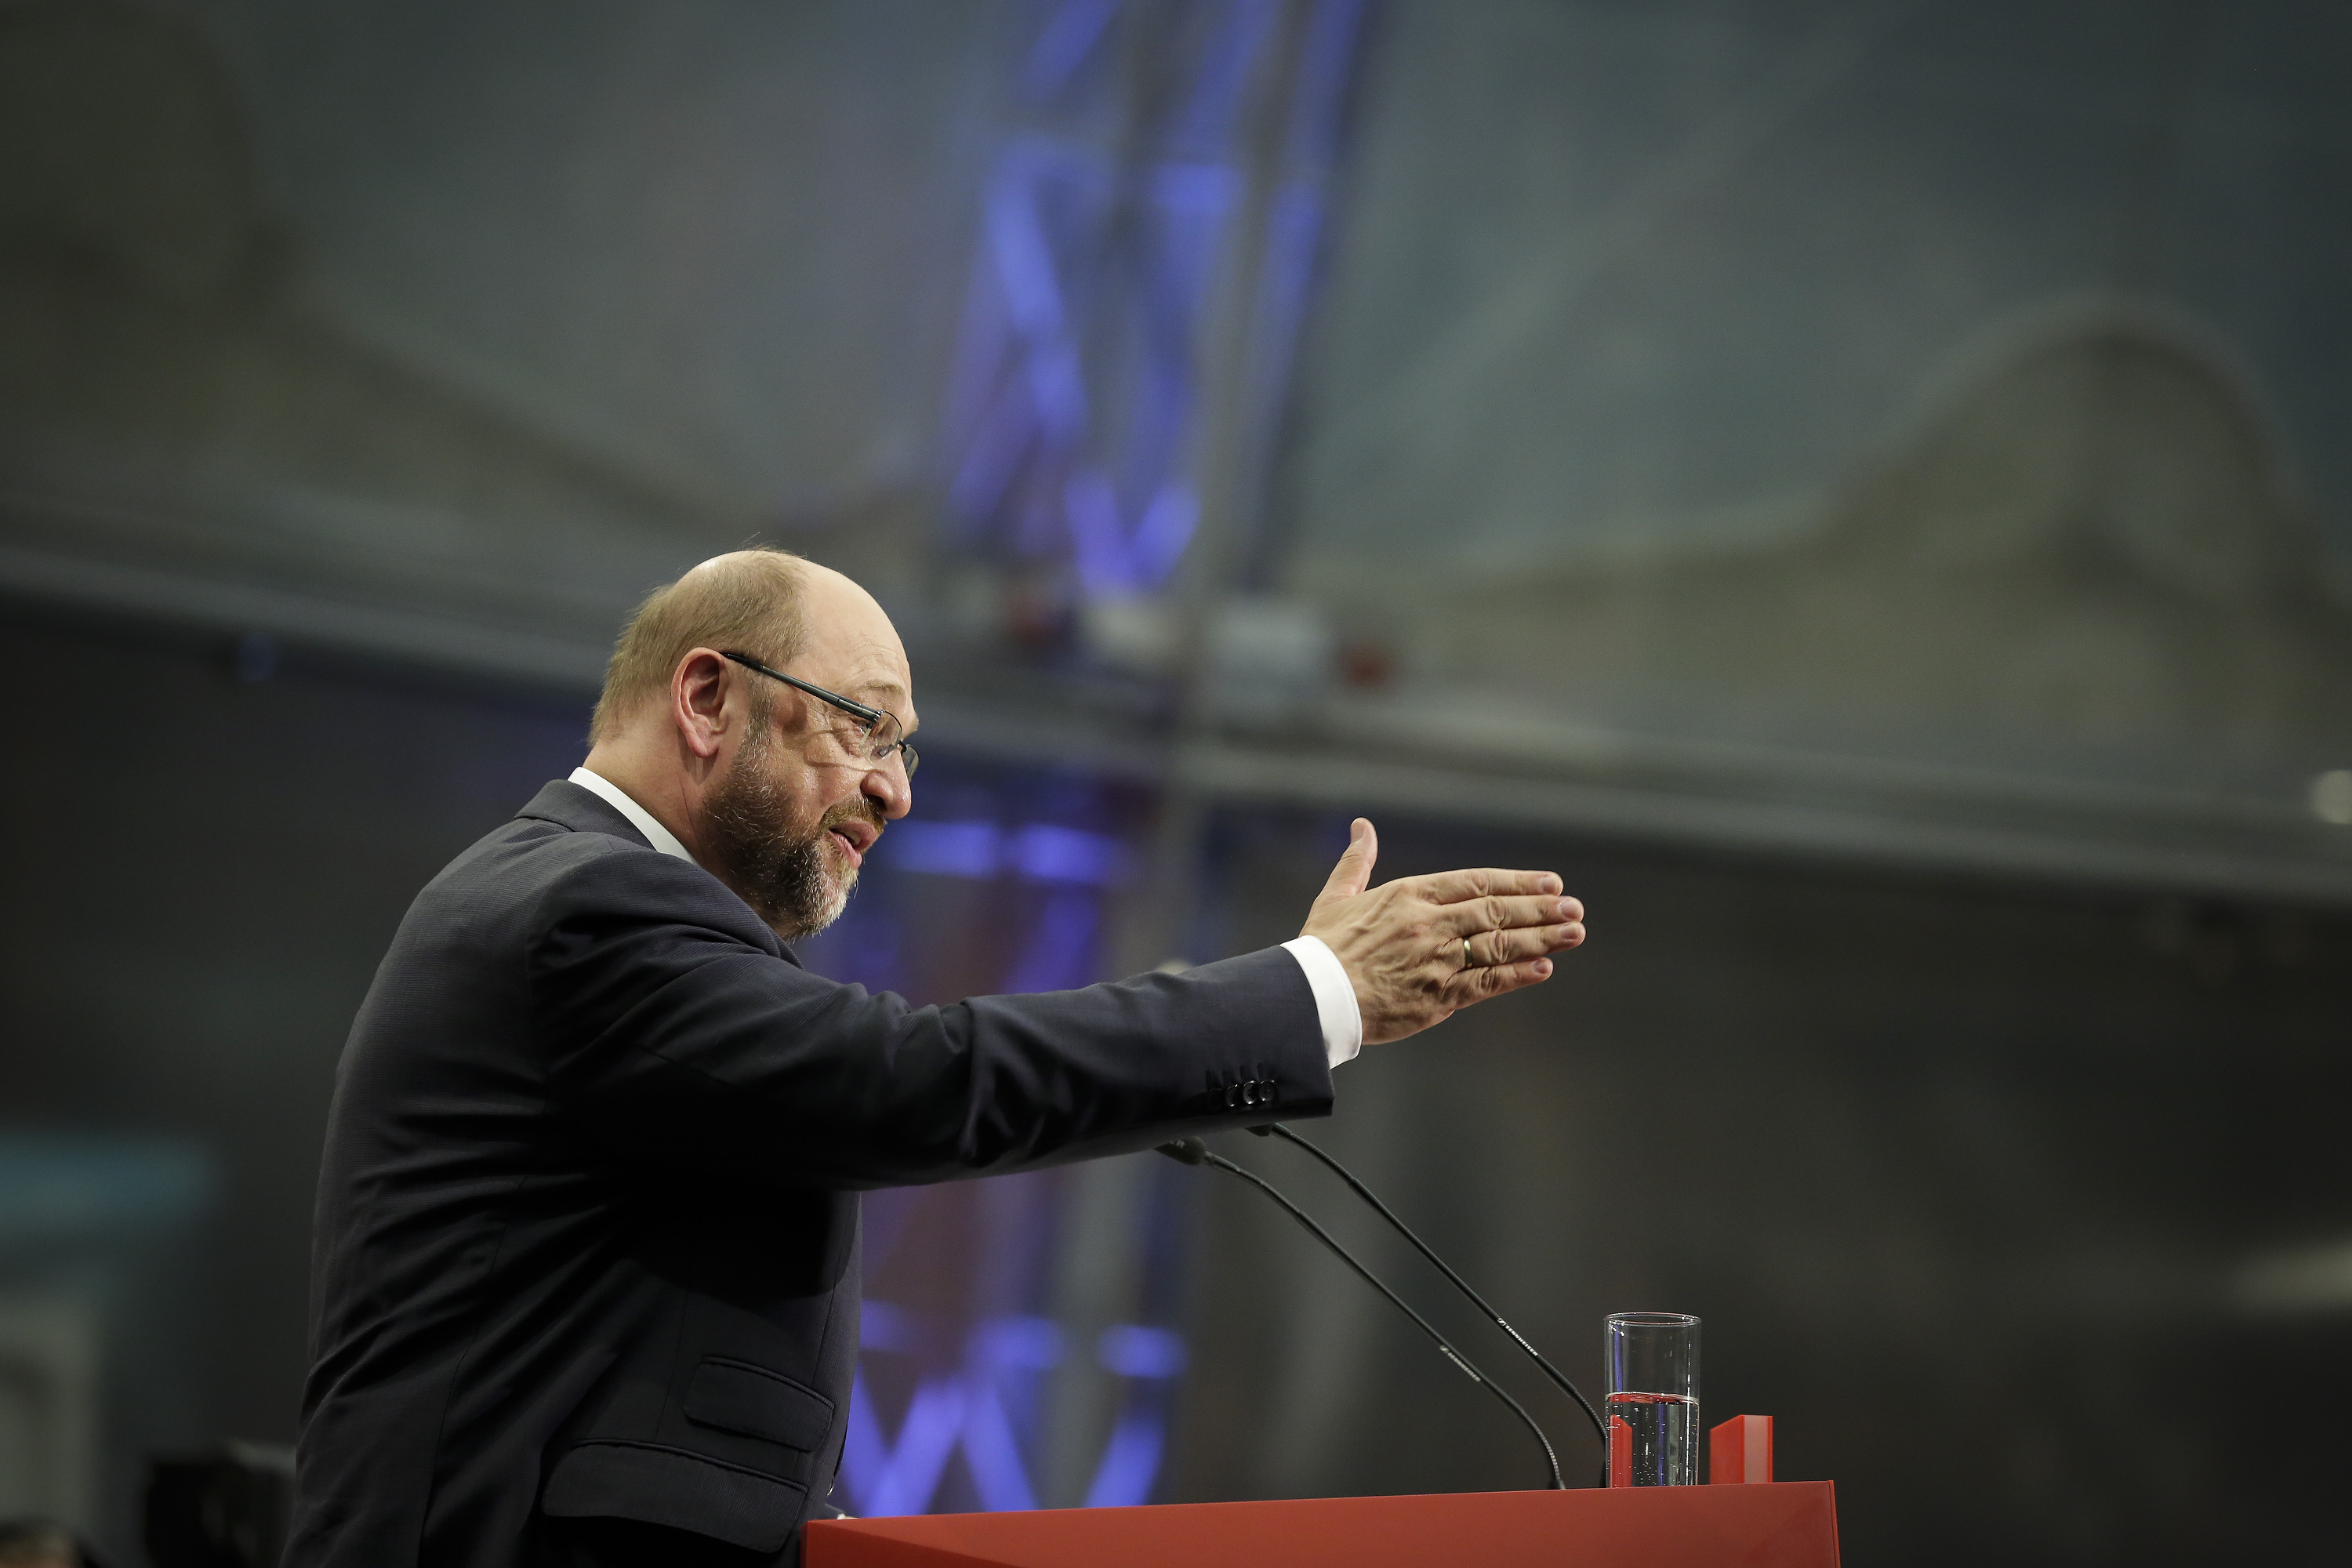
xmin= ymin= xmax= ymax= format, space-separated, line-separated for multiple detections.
xmin=1605 ymin=1311 xmax=1700 ymax=1328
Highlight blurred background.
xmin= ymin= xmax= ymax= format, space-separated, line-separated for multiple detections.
xmin=1 ymin=0 xmax=2348 ymax=1562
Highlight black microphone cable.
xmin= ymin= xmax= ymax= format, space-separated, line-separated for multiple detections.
xmin=1250 ymin=1122 xmax=1608 ymax=1450
xmin=1156 ymin=1137 xmax=1563 ymax=1490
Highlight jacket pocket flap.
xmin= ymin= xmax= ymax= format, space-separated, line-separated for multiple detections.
xmin=683 ymin=1358 xmax=836 ymax=1451
xmin=542 ymin=1440 xmax=808 ymax=1554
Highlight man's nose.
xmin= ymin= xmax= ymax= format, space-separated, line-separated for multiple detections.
xmin=866 ymin=760 xmax=912 ymax=820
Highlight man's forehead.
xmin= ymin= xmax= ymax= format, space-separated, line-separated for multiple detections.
xmin=799 ymin=573 xmax=912 ymax=699
xmin=829 ymin=638 xmax=913 ymax=711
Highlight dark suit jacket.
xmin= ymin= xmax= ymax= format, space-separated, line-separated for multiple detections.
xmin=289 ymin=780 xmax=1330 ymax=1568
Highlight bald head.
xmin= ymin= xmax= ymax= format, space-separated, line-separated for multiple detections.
xmin=591 ymin=549 xmax=811 ymax=744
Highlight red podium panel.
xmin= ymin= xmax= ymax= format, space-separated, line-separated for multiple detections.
xmin=805 ymin=1481 xmax=1838 ymax=1568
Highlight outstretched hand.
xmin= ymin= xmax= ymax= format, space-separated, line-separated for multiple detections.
xmin=1299 ymin=818 xmax=1585 ymax=1045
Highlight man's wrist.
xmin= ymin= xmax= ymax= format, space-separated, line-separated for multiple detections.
xmin=1280 ymin=935 xmax=1364 ymax=1069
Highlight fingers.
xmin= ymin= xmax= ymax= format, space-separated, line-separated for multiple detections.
xmin=1464 ymin=920 xmax=1585 ymax=967
xmin=1412 ymin=866 xmax=1564 ymax=905
xmin=1439 ymin=953 xmax=1557 ymax=1008
xmin=1315 ymin=818 xmax=1378 ymax=904
xmin=1435 ymin=893 xmax=1584 ymax=939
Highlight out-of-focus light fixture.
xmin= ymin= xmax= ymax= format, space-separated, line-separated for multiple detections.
xmin=2309 ymin=769 xmax=2352 ymax=826
xmin=2237 ymin=1237 xmax=2352 ymax=1316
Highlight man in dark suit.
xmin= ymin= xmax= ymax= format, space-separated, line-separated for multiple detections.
xmin=289 ymin=550 xmax=1586 ymax=1567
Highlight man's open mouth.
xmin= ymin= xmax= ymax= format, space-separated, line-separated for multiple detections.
xmin=828 ymin=826 xmax=871 ymax=869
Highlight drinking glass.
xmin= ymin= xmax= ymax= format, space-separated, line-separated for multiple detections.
xmin=1606 ymin=1311 xmax=1700 ymax=1485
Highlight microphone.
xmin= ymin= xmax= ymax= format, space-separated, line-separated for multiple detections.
xmin=1155 ymin=1138 xmax=1563 ymax=1490
xmin=1249 ymin=1123 xmax=1609 ymax=1453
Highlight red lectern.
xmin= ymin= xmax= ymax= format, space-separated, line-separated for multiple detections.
xmin=804 ymin=1481 xmax=1838 ymax=1567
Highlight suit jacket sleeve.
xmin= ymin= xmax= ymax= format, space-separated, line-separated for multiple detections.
xmin=525 ymin=837 xmax=1333 ymax=1189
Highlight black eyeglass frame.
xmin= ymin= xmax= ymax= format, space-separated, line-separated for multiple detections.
xmin=719 ymin=649 xmax=919 ymax=778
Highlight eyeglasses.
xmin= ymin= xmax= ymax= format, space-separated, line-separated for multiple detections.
xmin=720 ymin=650 xmax=920 ymax=778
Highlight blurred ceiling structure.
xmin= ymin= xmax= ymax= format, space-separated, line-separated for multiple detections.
xmin=1 ymin=0 xmax=2348 ymax=903
xmin=1276 ymin=0 xmax=2352 ymax=904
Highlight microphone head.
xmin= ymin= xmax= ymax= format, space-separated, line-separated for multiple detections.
xmin=1155 ymin=1138 xmax=1209 ymax=1166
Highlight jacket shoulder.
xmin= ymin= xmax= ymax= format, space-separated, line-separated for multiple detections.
xmin=521 ymin=831 xmax=781 ymax=957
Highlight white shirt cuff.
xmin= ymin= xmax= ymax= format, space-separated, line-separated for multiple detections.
xmin=1281 ymin=935 xmax=1363 ymax=1069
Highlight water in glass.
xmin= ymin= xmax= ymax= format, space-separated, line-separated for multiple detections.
xmin=1606 ymin=1390 xmax=1699 ymax=1486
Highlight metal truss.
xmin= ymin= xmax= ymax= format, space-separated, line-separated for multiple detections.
xmin=941 ymin=0 xmax=1366 ymax=612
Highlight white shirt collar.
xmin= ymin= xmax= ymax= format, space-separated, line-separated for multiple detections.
xmin=568 ymin=767 xmax=700 ymax=866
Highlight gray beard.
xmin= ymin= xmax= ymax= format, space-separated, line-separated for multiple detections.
xmin=700 ymin=730 xmax=865 ymax=940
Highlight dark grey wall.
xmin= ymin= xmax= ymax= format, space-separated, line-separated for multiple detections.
xmin=1168 ymin=807 xmax=2352 ymax=1563
xmin=0 ymin=605 xmax=590 ymax=1550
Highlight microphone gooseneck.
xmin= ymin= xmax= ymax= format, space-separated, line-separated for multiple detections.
xmin=1254 ymin=1122 xmax=1608 ymax=1450
xmin=1155 ymin=1140 xmax=1563 ymax=1490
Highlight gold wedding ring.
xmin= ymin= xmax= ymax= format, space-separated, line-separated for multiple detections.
xmin=1460 ymin=935 xmax=1474 ymax=971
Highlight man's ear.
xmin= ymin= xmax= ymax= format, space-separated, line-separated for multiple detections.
xmin=672 ymin=648 xmax=734 ymax=760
